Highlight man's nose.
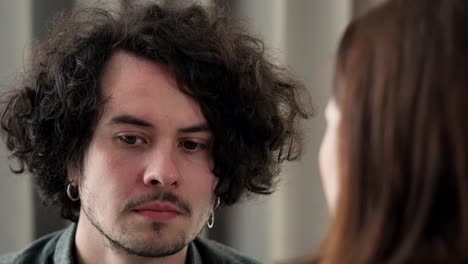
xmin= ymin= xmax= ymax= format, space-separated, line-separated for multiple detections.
xmin=142 ymin=144 xmax=181 ymax=188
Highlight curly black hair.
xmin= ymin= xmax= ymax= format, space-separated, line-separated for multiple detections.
xmin=0 ymin=2 xmax=312 ymax=222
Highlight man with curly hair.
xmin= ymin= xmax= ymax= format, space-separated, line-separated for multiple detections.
xmin=0 ymin=2 xmax=311 ymax=264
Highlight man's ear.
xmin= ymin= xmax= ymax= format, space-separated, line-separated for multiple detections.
xmin=212 ymin=177 xmax=219 ymax=192
xmin=67 ymin=163 xmax=80 ymax=186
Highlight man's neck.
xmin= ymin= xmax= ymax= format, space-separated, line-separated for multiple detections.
xmin=74 ymin=216 xmax=188 ymax=264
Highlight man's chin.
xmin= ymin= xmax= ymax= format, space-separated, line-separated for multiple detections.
xmin=120 ymin=242 xmax=187 ymax=258
xmin=105 ymin=233 xmax=189 ymax=258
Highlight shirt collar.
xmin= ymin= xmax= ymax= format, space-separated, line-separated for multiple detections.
xmin=52 ymin=224 xmax=203 ymax=264
xmin=186 ymin=239 xmax=202 ymax=264
xmin=53 ymin=223 xmax=77 ymax=264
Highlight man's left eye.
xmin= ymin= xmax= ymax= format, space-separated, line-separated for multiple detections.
xmin=181 ymin=140 xmax=204 ymax=151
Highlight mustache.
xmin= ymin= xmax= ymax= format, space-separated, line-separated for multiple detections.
xmin=122 ymin=191 xmax=192 ymax=215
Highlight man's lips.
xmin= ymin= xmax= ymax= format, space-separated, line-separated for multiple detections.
xmin=132 ymin=202 xmax=183 ymax=221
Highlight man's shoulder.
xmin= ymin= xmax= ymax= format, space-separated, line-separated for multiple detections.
xmin=0 ymin=227 xmax=73 ymax=264
xmin=192 ymin=237 xmax=262 ymax=264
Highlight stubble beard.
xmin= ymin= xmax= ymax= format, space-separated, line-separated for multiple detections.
xmin=81 ymin=201 xmax=190 ymax=258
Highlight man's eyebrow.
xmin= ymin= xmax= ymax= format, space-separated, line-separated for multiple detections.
xmin=106 ymin=115 xmax=153 ymax=128
xmin=178 ymin=123 xmax=211 ymax=133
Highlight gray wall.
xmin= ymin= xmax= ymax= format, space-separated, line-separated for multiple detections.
xmin=0 ymin=1 xmax=74 ymax=254
xmin=0 ymin=1 xmax=34 ymax=254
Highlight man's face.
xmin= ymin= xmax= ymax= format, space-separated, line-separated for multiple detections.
xmin=76 ymin=51 xmax=217 ymax=257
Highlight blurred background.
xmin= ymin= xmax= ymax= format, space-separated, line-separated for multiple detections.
xmin=0 ymin=0 xmax=382 ymax=262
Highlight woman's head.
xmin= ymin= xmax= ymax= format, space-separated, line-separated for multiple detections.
xmin=319 ymin=0 xmax=468 ymax=262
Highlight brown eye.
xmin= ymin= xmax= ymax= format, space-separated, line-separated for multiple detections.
xmin=119 ymin=135 xmax=139 ymax=145
xmin=183 ymin=141 xmax=200 ymax=150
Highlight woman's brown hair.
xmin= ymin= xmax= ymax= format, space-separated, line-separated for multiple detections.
xmin=319 ymin=0 xmax=468 ymax=262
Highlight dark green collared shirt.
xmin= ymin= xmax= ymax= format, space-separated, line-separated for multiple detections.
xmin=0 ymin=224 xmax=260 ymax=264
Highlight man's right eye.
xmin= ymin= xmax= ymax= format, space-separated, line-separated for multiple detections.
xmin=117 ymin=135 xmax=145 ymax=145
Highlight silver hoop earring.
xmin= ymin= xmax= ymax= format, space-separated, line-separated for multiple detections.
xmin=207 ymin=197 xmax=220 ymax=229
xmin=67 ymin=184 xmax=80 ymax=202
xmin=207 ymin=210 xmax=215 ymax=229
